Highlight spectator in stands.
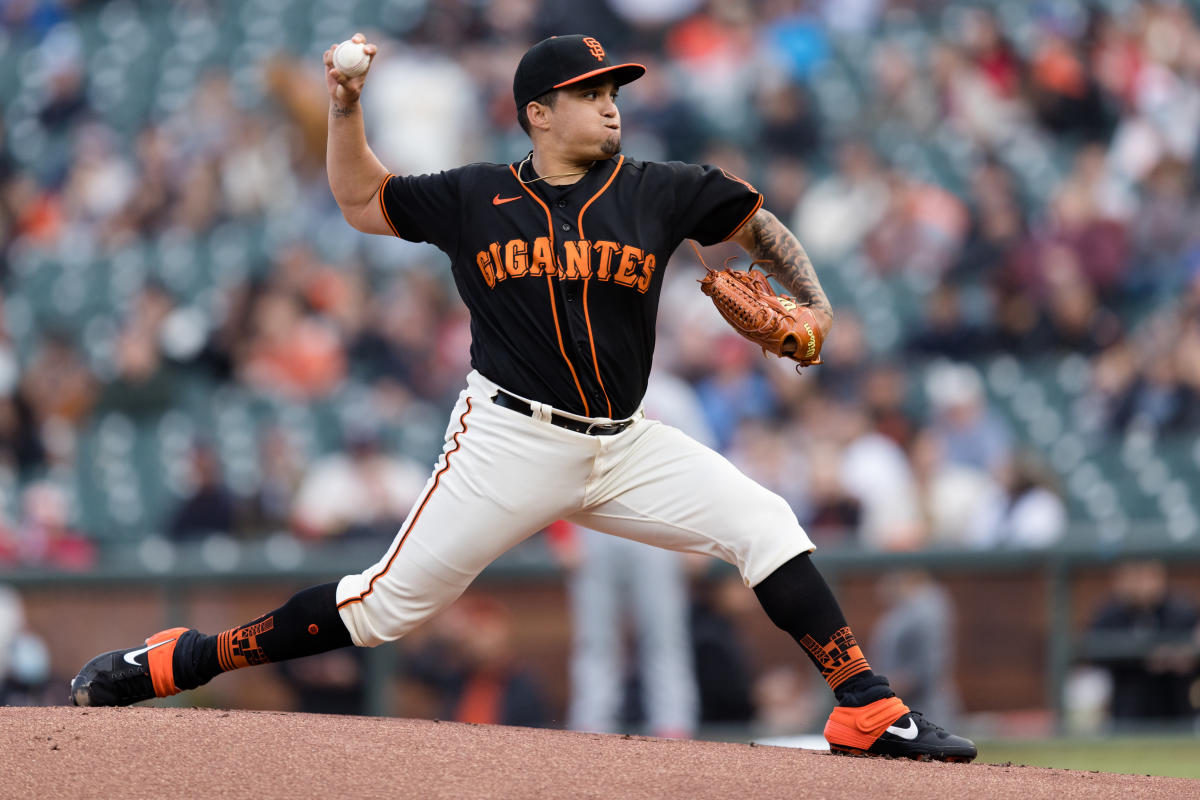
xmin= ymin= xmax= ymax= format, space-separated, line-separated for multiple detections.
xmin=290 ymin=425 xmax=426 ymax=542
xmin=93 ymin=325 xmax=176 ymax=420
xmin=1028 ymin=25 xmax=1111 ymax=140
xmin=237 ymin=288 xmax=346 ymax=401
xmin=241 ymin=426 xmax=306 ymax=537
xmin=219 ymin=117 xmax=298 ymax=218
xmin=165 ymin=441 xmax=238 ymax=542
xmin=1089 ymin=561 xmax=1199 ymax=725
xmin=755 ymin=80 xmax=820 ymax=163
xmin=930 ymin=35 xmax=1023 ymax=147
xmin=727 ymin=417 xmax=811 ymax=523
xmin=924 ymin=361 xmax=1012 ymax=475
xmin=909 ymin=428 xmax=999 ymax=548
xmin=0 ymin=395 xmax=45 ymax=477
xmin=864 ymin=170 xmax=969 ymax=280
xmin=864 ymin=364 xmax=916 ymax=450
xmin=905 ymin=283 xmax=993 ymax=362
xmin=812 ymin=310 xmax=869 ymax=403
xmin=1096 ymin=324 xmax=1199 ymax=435
xmin=868 ymin=41 xmax=939 ymax=134
xmin=803 ymin=438 xmax=862 ymax=548
xmin=966 ymin=451 xmax=1068 ymax=549
xmin=35 ymin=29 xmax=88 ymax=135
xmin=1040 ymin=246 xmax=1123 ymax=356
xmin=0 ymin=481 xmax=94 ymax=571
xmin=1 ymin=170 xmax=61 ymax=247
xmin=111 ymin=125 xmax=177 ymax=241
xmin=831 ymin=401 xmax=924 ymax=550
xmin=694 ymin=335 xmax=776 ymax=451
xmin=1035 ymin=147 xmax=1131 ymax=296
xmin=620 ymin=54 xmax=706 ymax=163
xmin=1128 ymin=158 xmax=1197 ymax=293
xmin=951 ymin=159 xmax=1025 ymax=287
xmin=793 ymin=140 xmax=889 ymax=265
xmin=19 ymin=332 xmax=96 ymax=432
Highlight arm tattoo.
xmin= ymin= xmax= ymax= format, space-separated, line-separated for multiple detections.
xmin=331 ymin=103 xmax=357 ymax=118
xmin=746 ymin=210 xmax=832 ymax=317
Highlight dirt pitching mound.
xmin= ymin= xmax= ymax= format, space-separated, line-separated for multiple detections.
xmin=1 ymin=707 xmax=1192 ymax=800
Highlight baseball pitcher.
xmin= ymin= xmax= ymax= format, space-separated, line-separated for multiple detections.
xmin=70 ymin=33 xmax=975 ymax=762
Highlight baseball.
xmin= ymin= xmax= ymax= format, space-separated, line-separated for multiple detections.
xmin=333 ymin=40 xmax=370 ymax=78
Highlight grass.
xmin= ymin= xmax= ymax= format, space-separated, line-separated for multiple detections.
xmin=976 ymin=737 xmax=1200 ymax=779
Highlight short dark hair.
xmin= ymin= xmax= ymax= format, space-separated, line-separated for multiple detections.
xmin=517 ymin=89 xmax=558 ymax=136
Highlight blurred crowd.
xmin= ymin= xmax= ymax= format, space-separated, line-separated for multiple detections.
xmin=0 ymin=0 xmax=1198 ymax=569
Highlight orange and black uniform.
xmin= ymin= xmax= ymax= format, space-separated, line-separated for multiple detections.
xmin=377 ymin=155 xmax=762 ymax=418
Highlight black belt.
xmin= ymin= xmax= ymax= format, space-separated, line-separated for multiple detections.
xmin=492 ymin=390 xmax=634 ymax=436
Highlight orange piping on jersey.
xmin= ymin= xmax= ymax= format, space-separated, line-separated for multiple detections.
xmin=576 ymin=155 xmax=623 ymax=418
xmin=509 ymin=163 xmax=590 ymax=415
xmin=376 ymin=173 xmax=401 ymax=237
xmin=721 ymin=192 xmax=764 ymax=242
xmin=577 ymin=156 xmax=623 ymax=232
xmin=337 ymin=399 xmax=473 ymax=610
xmin=719 ymin=167 xmax=758 ymax=193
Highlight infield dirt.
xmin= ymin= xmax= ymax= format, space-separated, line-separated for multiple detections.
xmin=1 ymin=706 xmax=1193 ymax=799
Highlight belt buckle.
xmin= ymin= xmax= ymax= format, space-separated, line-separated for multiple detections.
xmin=585 ymin=420 xmax=626 ymax=436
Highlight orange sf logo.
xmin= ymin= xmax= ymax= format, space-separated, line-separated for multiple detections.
xmin=583 ymin=37 xmax=605 ymax=61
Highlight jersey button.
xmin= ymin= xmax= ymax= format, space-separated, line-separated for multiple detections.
xmin=556 ymin=200 xmax=567 ymax=208
xmin=560 ymin=223 xmax=571 ymax=231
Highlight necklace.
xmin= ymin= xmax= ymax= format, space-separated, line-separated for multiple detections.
xmin=516 ymin=153 xmax=594 ymax=185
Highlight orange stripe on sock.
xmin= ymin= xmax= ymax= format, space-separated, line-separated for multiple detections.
xmin=800 ymin=626 xmax=874 ymax=691
xmin=218 ymin=630 xmax=237 ymax=673
xmin=826 ymin=659 xmax=871 ymax=691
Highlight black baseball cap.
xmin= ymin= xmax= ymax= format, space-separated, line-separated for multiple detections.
xmin=513 ymin=35 xmax=645 ymax=110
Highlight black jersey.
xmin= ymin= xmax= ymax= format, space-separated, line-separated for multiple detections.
xmin=378 ymin=154 xmax=763 ymax=418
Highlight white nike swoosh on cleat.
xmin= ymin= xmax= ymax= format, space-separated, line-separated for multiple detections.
xmin=123 ymin=638 xmax=176 ymax=666
xmin=886 ymin=717 xmax=919 ymax=740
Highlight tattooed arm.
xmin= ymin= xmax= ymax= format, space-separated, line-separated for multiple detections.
xmin=731 ymin=208 xmax=833 ymax=337
xmin=323 ymin=33 xmax=392 ymax=235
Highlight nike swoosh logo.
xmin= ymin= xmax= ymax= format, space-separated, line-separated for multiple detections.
xmin=492 ymin=194 xmax=521 ymax=205
xmin=886 ymin=717 xmax=918 ymax=740
xmin=123 ymin=638 xmax=176 ymax=666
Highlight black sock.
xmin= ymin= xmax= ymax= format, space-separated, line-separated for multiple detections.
xmin=174 ymin=582 xmax=354 ymax=690
xmin=753 ymin=552 xmax=894 ymax=706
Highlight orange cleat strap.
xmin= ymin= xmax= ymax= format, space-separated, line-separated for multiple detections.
xmin=146 ymin=627 xmax=186 ymax=698
xmin=824 ymin=696 xmax=910 ymax=751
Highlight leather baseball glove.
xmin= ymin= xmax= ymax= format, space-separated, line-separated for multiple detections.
xmin=699 ymin=260 xmax=824 ymax=366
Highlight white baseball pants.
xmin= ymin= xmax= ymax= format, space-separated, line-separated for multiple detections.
xmin=336 ymin=370 xmax=815 ymax=648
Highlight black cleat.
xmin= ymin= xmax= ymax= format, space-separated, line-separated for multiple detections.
xmin=70 ymin=627 xmax=190 ymax=707
xmin=825 ymin=697 xmax=977 ymax=763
